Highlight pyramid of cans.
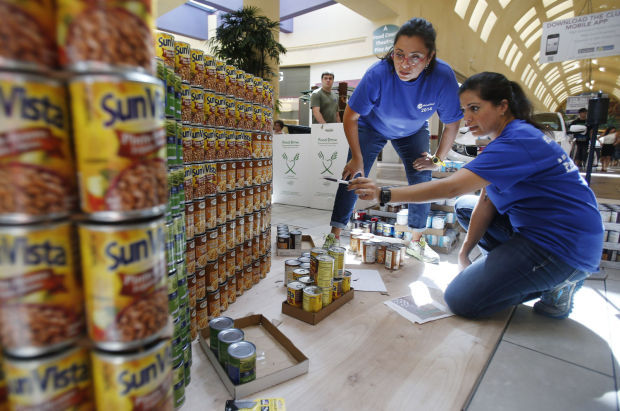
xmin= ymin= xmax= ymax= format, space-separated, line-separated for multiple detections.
xmin=0 ymin=1 xmax=179 ymax=409
xmin=154 ymin=31 xmax=273 ymax=368
xmin=280 ymin=226 xmax=351 ymax=313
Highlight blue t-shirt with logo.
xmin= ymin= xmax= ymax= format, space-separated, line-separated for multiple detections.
xmin=348 ymin=58 xmax=463 ymax=138
xmin=464 ymin=119 xmax=603 ymax=272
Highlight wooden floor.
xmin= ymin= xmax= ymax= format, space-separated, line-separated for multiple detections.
xmin=184 ymin=236 xmax=512 ymax=411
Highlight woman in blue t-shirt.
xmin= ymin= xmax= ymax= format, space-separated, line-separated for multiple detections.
xmin=348 ymin=72 xmax=604 ymax=319
xmin=328 ymin=18 xmax=463 ymax=261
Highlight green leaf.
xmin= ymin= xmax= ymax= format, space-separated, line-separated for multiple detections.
xmin=330 ymin=151 xmax=338 ymax=161
xmin=318 ymin=151 xmax=324 ymax=160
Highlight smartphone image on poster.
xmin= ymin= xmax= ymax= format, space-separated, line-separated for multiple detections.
xmin=545 ymin=33 xmax=560 ymax=55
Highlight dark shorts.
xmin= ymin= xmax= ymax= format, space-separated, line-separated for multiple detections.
xmin=601 ymin=144 xmax=614 ymax=157
xmin=575 ymin=141 xmax=589 ymax=161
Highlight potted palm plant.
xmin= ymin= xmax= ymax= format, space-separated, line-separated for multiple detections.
xmin=209 ymin=6 xmax=286 ymax=80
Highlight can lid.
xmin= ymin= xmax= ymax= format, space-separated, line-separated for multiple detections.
xmin=218 ymin=328 xmax=244 ymax=344
xmin=228 ymin=341 xmax=256 ymax=359
xmin=208 ymin=316 xmax=234 ymax=331
xmin=288 ymin=281 xmax=304 ymax=290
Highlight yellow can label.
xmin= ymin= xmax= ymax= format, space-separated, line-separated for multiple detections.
xmin=57 ymin=0 xmax=155 ymax=71
xmin=5 ymin=347 xmax=92 ymax=410
xmin=0 ymin=222 xmax=84 ymax=352
xmin=0 ymin=1 xmax=56 ymax=68
xmin=156 ymin=32 xmax=175 ymax=68
xmin=0 ymin=74 xmax=76 ymax=217
xmin=0 ymin=352 xmax=6 ymax=411
xmin=91 ymin=341 xmax=172 ymax=410
xmin=78 ymin=220 xmax=168 ymax=346
xmin=70 ymin=75 xmax=166 ymax=214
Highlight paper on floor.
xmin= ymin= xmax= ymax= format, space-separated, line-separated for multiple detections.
xmin=384 ymin=280 xmax=454 ymax=324
xmin=348 ymin=268 xmax=387 ymax=292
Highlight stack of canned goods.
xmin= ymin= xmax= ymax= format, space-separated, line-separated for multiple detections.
xmin=283 ymin=247 xmax=352 ymax=313
xmin=154 ymin=32 xmax=274 ymax=358
xmin=208 ymin=317 xmax=257 ymax=385
xmin=349 ymin=234 xmax=407 ymax=270
xmin=600 ymin=203 xmax=620 ymax=263
xmin=0 ymin=1 xmax=175 ymax=410
xmin=276 ymin=224 xmax=303 ymax=249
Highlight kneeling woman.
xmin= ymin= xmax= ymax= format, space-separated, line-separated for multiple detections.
xmin=349 ymin=72 xmax=603 ymax=319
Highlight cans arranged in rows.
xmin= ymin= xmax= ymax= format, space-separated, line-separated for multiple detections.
xmin=208 ymin=317 xmax=257 ymax=385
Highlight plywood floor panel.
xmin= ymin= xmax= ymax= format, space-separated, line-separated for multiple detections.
xmin=184 ymin=233 xmax=512 ymax=411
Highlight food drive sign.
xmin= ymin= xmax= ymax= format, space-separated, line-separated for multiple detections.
xmin=373 ymin=25 xmax=399 ymax=55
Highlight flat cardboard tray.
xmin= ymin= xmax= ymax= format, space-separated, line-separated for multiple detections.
xmin=281 ymin=289 xmax=355 ymax=325
xmin=276 ymin=234 xmax=316 ymax=256
xmin=199 ymin=314 xmax=309 ymax=399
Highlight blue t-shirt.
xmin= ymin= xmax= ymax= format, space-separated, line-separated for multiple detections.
xmin=464 ymin=119 xmax=603 ymax=272
xmin=348 ymin=58 xmax=463 ymax=138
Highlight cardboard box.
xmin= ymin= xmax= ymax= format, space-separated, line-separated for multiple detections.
xmin=431 ymin=204 xmax=455 ymax=213
xmin=281 ymin=289 xmax=355 ymax=325
xmin=199 ymin=314 xmax=309 ymax=399
xmin=276 ymin=235 xmax=316 ymax=256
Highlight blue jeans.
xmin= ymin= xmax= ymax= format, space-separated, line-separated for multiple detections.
xmin=444 ymin=195 xmax=589 ymax=319
xmin=330 ymin=125 xmax=431 ymax=230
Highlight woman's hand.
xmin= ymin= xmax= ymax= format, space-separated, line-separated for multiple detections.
xmin=457 ymin=246 xmax=472 ymax=271
xmin=413 ymin=152 xmax=436 ymax=171
xmin=342 ymin=157 xmax=365 ymax=180
xmin=348 ymin=177 xmax=380 ymax=201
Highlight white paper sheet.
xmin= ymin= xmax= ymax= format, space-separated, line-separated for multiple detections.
xmin=348 ymin=268 xmax=387 ymax=292
xmin=384 ymin=296 xmax=453 ymax=324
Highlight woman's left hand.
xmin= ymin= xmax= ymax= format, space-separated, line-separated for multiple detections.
xmin=413 ymin=152 xmax=436 ymax=171
xmin=348 ymin=177 xmax=381 ymax=201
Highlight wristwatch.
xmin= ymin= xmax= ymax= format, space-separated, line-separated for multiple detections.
xmin=431 ymin=155 xmax=446 ymax=167
xmin=379 ymin=187 xmax=391 ymax=206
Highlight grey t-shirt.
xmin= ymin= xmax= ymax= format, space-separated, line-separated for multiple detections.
xmin=310 ymin=88 xmax=339 ymax=123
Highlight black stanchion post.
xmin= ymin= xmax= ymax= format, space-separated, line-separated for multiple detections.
xmin=584 ymin=91 xmax=609 ymax=185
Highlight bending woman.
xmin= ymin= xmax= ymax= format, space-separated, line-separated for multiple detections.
xmin=328 ymin=17 xmax=463 ymax=261
xmin=349 ymin=72 xmax=603 ymax=319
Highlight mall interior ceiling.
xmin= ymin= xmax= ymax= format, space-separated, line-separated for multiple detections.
xmin=158 ymin=0 xmax=619 ymax=113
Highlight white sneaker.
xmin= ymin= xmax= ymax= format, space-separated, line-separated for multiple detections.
xmin=406 ymin=238 xmax=440 ymax=264
xmin=322 ymin=233 xmax=340 ymax=249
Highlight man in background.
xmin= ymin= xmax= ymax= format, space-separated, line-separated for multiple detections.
xmin=570 ymin=107 xmax=589 ymax=169
xmin=311 ymin=71 xmax=341 ymax=124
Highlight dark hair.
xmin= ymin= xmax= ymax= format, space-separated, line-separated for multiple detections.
xmin=578 ymin=108 xmax=588 ymax=114
xmin=321 ymin=71 xmax=334 ymax=79
xmin=274 ymin=119 xmax=285 ymax=128
xmin=382 ymin=18 xmax=437 ymax=72
xmin=603 ymin=126 xmax=616 ymax=135
xmin=459 ymin=72 xmax=543 ymax=131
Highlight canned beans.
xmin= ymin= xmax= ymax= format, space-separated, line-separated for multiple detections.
xmin=91 ymin=340 xmax=173 ymax=410
xmin=70 ymin=72 xmax=167 ymax=221
xmin=78 ymin=218 xmax=168 ymax=350
xmin=175 ymin=41 xmax=191 ymax=81
xmin=0 ymin=221 xmax=84 ymax=357
xmin=156 ymin=32 xmax=175 ymax=68
xmin=0 ymin=1 xmax=56 ymax=70
xmin=0 ymin=73 xmax=77 ymax=223
xmin=5 ymin=346 xmax=93 ymax=410
xmin=57 ymin=0 xmax=155 ymax=73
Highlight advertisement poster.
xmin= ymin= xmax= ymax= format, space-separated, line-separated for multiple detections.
xmin=540 ymin=9 xmax=620 ymax=63
xmin=272 ymin=134 xmax=312 ymax=206
xmin=309 ymin=124 xmax=350 ymax=209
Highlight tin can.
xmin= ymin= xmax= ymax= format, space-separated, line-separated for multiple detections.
xmin=298 ymin=276 xmax=313 ymax=288
xmin=70 ymin=73 xmax=166 ymax=221
xmin=181 ymin=125 xmax=192 ymax=163
xmin=191 ymin=87 xmax=205 ymax=124
xmin=206 ymin=228 xmax=218 ymax=261
xmin=5 ymin=346 xmax=92 ymax=410
xmin=58 ymin=0 xmax=155 ymax=73
xmin=217 ymin=224 xmax=227 ymax=256
xmin=206 ymin=288 xmax=221 ymax=320
xmin=376 ymin=242 xmax=388 ymax=264
xmin=236 ymin=243 xmax=244 ymax=270
xmin=332 ymin=277 xmax=344 ymax=300
xmin=208 ymin=316 xmax=233 ymax=354
xmin=191 ymin=124 xmax=205 ymax=162
xmin=227 ymin=274 xmax=237 ymax=303
xmin=188 ymin=274 xmax=197 ymax=309
xmin=219 ymin=280 xmax=229 ymax=311
xmin=190 ymin=48 xmax=205 ymax=86
xmin=205 ymin=194 xmax=217 ymax=229
xmin=385 ymin=246 xmax=401 ymax=270
xmin=78 ymin=218 xmax=168 ymax=350
xmin=292 ymin=268 xmax=310 ymax=282
xmin=342 ymin=270 xmax=352 ymax=293
xmin=227 ymin=341 xmax=256 ymax=384
xmin=302 ymin=286 xmax=322 ymax=313
xmin=362 ymin=241 xmax=377 ymax=264
xmin=235 ymin=270 xmax=244 ymax=296
xmin=328 ymin=246 xmax=346 ymax=277
xmin=196 ymin=268 xmax=206 ymax=299
xmin=204 ymin=55 xmax=216 ymax=90
xmin=287 ymin=281 xmax=304 ymax=307
xmin=173 ymin=40 xmax=191 ymax=81
xmin=196 ymin=297 xmax=208 ymax=329
xmin=205 ymin=260 xmax=219 ymax=292
xmin=0 ymin=73 xmax=76 ymax=223
xmin=0 ymin=221 xmax=84 ymax=357
xmin=284 ymin=259 xmax=301 ymax=286
xmin=244 ymin=264 xmax=253 ymax=291
xmin=91 ymin=340 xmax=172 ymax=410
xmin=156 ymin=32 xmax=175 ymax=68
xmin=204 ymin=126 xmax=216 ymax=159
xmin=217 ymin=328 xmax=244 ymax=367
xmin=190 ymin=308 xmax=197 ymax=341
xmin=193 ymin=198 xmax=205 ymax=236
xmin=218 ymin=253 xmax=227 ymax=283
